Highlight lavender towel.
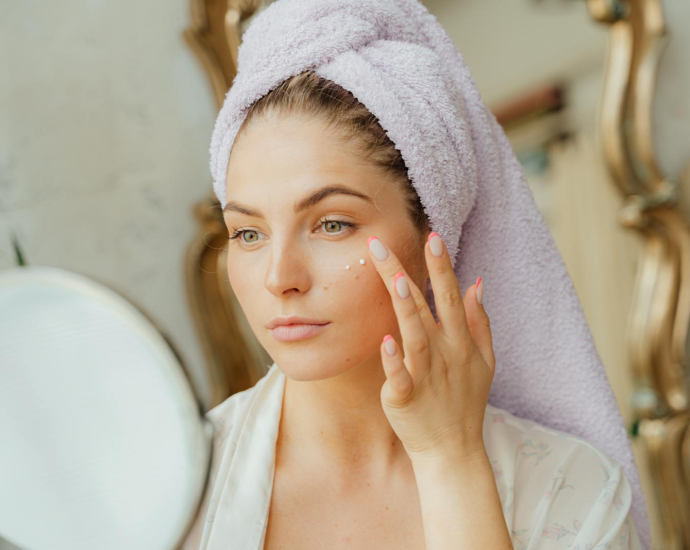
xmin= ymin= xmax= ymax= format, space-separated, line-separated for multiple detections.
xmin=207 ymin=0 xmax=652 ymax=546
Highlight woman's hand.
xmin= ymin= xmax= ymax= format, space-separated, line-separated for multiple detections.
xmin=367 ymin=232 xmax=495 ymax=465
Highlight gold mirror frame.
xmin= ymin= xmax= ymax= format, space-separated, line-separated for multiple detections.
xmin=588 ymin=0 xmax=690 ymax=546
xmin=183 ymin=0 xmax=271 ymax=410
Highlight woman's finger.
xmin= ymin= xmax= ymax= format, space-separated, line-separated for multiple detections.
xmin=367 ymin=236 xmax=438 ymax=338
xmin=425 ymin=232 xmax=472 ymax=345
xmin=367 ymin=236 xmax=434 ymax=377
xmin=380 ymin=334 xmax=414 ymax=405
xmin=463 ymin=277 xmax=495 ymax=373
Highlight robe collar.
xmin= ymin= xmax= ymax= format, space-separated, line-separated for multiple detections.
xmin=206 ymin=362 xmax=285 ymax=550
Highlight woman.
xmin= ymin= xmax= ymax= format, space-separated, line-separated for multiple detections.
xmin=183 ymin=1 xmax=650 ymax=548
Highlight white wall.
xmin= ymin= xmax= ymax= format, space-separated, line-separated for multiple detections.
xmin=422 ymin=0 xmax=606 ymax=109
xmin=0 ymin=0 xmax=217 ymax=406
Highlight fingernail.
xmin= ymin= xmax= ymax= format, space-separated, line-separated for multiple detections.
xmin=368 ymin=236 xmax=389 ymax=262
xmin=394 ymin=272 xmax=410 ymax=299
xmin=428 ymin=232 xmax=443 ymax=257
xmin=383 ymin=334 xmax=397 ymax=356
xmin=476 ymin=276 xmax=484 ymax=305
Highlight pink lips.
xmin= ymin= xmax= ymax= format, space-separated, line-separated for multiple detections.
xmin=270 ymin=323 xmax=330 ymax=342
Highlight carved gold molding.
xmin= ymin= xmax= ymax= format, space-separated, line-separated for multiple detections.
xmin=183 ymin=0 xmax=272 ymax=410
xmin=588 ymin=0 xmax=690 ymax=546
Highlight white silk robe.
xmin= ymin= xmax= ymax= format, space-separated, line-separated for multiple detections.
xmin=182 ymin=363 xmax=642 ymax=549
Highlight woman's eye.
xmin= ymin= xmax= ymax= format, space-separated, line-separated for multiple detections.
xmin=228 ymin=229 xmax=261 ymax=244
xmin=322 ymin=219 xmax=356 ymax=234
xmin=241 ymin=230 xmax=259 ymax=243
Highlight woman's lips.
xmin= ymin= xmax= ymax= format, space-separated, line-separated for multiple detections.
xmin=270 ymin=322 xmax=330 ymax=342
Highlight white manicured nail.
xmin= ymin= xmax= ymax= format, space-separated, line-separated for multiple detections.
xmin=368 ymin=237 xmax=389 ymax=262
xmin=476 ymin=276 xmax=484 ymax=305
xmin=394 ymin=272 xmax=410 ymax=299
xmin=429 ymin=232 xmax=443 ymax=257
xmin=383 ymin=335 xmax=397 ymax=356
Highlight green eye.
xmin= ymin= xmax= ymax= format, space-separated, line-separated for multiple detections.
xmin=228 ymin=229 xmax=260 ymax=243
xmin=321 ymin=218 xmax=356 ymax=234
xmin=241 ymin=230 xmax=258 ymax=243
xmin=324 ymin=220 xmax=343 ymax=233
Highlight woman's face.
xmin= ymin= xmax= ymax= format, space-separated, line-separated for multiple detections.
xmin=223 ymin=111 xmax=429 ymax=381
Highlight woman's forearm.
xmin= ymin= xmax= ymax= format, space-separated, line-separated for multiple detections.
xmin=411 ymin=447 xmax=513 ymax=549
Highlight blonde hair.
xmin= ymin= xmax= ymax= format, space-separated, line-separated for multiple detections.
xmin=236 ymin=70 xmax=430 ymax=237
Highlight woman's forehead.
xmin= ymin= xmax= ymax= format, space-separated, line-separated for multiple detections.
xmin=225 ymin=119 xmax=396 ymax=209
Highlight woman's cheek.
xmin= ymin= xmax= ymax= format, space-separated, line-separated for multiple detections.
xmin=336 ymin=258 xmax=398 ymax=338
xmin=226 ymin=258 xmax=264 ymax=327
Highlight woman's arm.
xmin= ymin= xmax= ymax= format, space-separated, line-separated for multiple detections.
xmin=412 ymin=446 xmax=513 ymax=549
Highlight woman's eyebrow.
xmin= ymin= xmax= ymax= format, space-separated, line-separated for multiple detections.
xmin=222 ymin=184 xmax=373 ymax=219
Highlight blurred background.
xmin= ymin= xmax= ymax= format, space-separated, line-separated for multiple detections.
xmin=1 ymin=0 xmax=689 ymax=547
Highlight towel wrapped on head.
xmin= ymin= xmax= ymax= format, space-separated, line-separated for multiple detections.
xmin=208 ymin=0 xmax=652 ymax=547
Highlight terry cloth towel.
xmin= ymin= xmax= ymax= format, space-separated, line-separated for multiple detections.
xmin=207 ymin=0 xmax=652 ymax=547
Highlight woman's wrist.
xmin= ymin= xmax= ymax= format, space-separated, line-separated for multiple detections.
xmin=408 ymin=439 xmax=489 ymax=474
xmin=410 ymin=444 xmax=512 ymax=550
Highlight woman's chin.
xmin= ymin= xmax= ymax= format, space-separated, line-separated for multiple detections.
xmin=273 ymin=353 xmax=356 ymax=382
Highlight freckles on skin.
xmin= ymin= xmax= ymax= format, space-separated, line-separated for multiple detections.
xmin=271 ymin=255 xmax=395 ymax=380
xmin=309 ymin=245 xmax=399 ymax=353
xmin=326 ymin=248 xmax=398 ymax=343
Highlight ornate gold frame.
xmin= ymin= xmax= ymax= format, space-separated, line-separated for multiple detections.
xmin=588 ymin=0 xmax=690 ymax=546
xmin=183 ymin=0 xmax=272 ymax=410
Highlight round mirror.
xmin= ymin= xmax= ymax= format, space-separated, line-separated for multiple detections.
xmin=0 ymin=266 xmax=213 ymax=550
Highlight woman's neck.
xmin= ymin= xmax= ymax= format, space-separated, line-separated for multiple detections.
xmin=277 ymin=355 xmax=413 ymax=486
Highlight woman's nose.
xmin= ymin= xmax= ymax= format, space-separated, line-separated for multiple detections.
xmin=264 ymin=244 xmax=312 ymax=297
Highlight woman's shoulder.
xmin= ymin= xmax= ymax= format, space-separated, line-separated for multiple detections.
xmin=205 ymin=381 xmax=259 ymax=433
xmin=483 ymin=403 xmax=634 ymax=532
xmin=483 ymin=406 xmax=640 ymax=548
xmin=180 ymin=366 xmax=278 ymax=550
xmin=203 ymin=362 xmax=280 ymax=449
